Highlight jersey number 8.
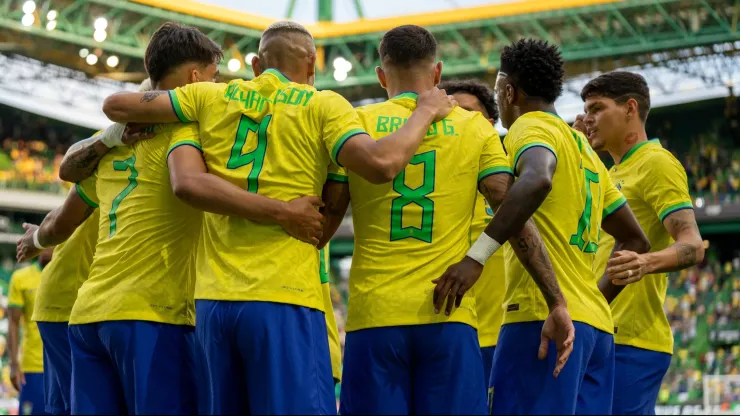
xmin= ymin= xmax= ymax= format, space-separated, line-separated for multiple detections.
xmin=390 ymin=150 xmax=436 ymax=243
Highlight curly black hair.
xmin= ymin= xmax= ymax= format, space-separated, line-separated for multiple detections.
xmin=145 ymin=22 xmax=223 ymax=84
xmin=580 ymin=71 xmax=651 ymax=122
xmin=379 ymin=25 xmax=437 ymax=68
xmin=499 ymin=39 xmax=564 ymax=104
xmin=439 ymin=79 xmax=499 ymax=123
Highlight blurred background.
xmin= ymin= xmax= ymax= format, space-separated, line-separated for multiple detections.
xmin=0 ymin=0 xmax=739 ymax=414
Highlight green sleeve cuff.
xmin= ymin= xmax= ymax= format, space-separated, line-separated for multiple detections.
xmin=512 ymin=143 xmax=557 ymax=175
xmin=478 ymin=166 xmax=514 ymax=182
xmin=7 ymin=303 xmax=22 ymax=309
xmin=167 ymin=141 xmax=203 ymax=160
xmin=331 ymin=129 xmax=366 ymax=167
xmin=603 ymin=196 xmax=627 ymax=218
xmin=659 ymin=201 xmax=694 ymax=222
xmin=75 ymin=183 xmax=99 ymax=209
xmin=326 ymin=173 xmax=349 ymax=183
xmin=169 ymin=90 xmax=190 ymax=123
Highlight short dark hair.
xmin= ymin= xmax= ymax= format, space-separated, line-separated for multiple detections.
xmin=379 ymin=25 xmax=437 ymax=68
xmin=144 ymin=22 xmax=223 ymax=84
xmin=439 ymin=79 xmax=498 ymax=123
xmin=262 ymin=21 xmax=313 ymax=40
xmin=580 ymin=71 xmax=651 ymax=122
xmin=499 ymin=39 xmax=564 ymax=104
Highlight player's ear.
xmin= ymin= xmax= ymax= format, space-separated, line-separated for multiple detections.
xmin=376 ymin=66 xmax=387 ymax=89
xmin=251 ymin=55 xmax=263 ymax=78
xmin=506 ymin=83 xmax=516 ymax=104
xmin=307 ymin=54 xmax=317 ymax=86
xmin=626 ymin=97 xmax=639 ymax=121
xmin=433 ymin=61 xmax=443 ymax=85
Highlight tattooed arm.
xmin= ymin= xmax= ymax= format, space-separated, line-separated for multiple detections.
xmin=16 ymin=188 xmax=95 ymax=262
xmin=103 ymin=90 xmax=180 ymax=124
xmin=58 ymin=136 xmax=108 ymax=182
xmin=478 ymin=174 xmax=566 ymax=309
xmin=603 ymin=209 xmax=701 ymax=294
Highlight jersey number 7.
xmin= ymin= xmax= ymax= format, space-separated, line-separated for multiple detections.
xmin=109 ymin=155 xmax=138 ymax=238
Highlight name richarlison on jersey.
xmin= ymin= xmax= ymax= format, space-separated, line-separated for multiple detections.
xmin=224 ymin=84 xmax=315 ymax=112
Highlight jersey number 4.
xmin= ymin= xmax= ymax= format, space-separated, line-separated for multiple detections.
xmin=390 ymin=150 xmax=436 ymax=243
xmin=109 ymin=155 xmax=138 ymax=238
xmin=227 ymin=114 xmax=271 ymax=193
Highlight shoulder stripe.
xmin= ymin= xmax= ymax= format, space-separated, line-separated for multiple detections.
xmin=169 ymin=91 xmax=190 ymax=123
xmin=603 ymin=196 xmax=627 ymax=218
xmin=167 ymin=141 xmax=203 ymax=160
xmin=326 ymin=173 xmax=349 ymax=183
xmin=478 ymin=166 xmax=514 ymax=183
xmin=331 ymin=129 xmax=366 ymax=167
xmin=7 ymin=303 xmax=23 ymax=309
xmin=659 ymin=202 xmax=694 ymax=222
xmin=75 ymin=183 xmax=99 ymax=209
xmin=513 ymin=143 xmax=557 ymax=175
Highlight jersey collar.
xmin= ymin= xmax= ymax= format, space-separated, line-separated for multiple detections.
xmin=262 ymin=68 xmax=291 ymax=84
xmin=392 ymin=91 xmax=419 ymax=101
xmin=619 ymin=138 xmax=661 ymax=165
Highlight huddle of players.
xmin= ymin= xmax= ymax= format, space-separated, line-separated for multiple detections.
xmin=9 ymin=18 xmax=703 ymax=416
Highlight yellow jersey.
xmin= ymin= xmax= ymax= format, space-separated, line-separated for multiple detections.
xmin=168 ymin=69 xmax=366 ymax=311
xmin=594 ymin=139 xmax=692 ymax=354
xmin=502 ymin=111 xmax=626 ymax=334
xmin=321 ymin=244 xmax=342 ymax=382
xmin=471 ymin=192 xmax=506 ymax=348
xmin=7 ymin=264 xmax=44 ymax=373
xmin=72 ymin=123 xmax=202 ymax=326
xmin=345 ymin=92 xmax=512 ymax=332
xmin=32 ymin=209 xmax=98 ymax=322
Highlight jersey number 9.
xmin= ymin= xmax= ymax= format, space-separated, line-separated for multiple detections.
xmin=227 ymin=114 xmax=272 ymax=193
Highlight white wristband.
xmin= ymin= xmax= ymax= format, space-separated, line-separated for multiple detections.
xmin=466 ymin=233 xmax=502 ymax=265
xmin=32 ymin=229 xmax=46 ymax=250
xmin=98 ymin=123 xmax=128 ymax=148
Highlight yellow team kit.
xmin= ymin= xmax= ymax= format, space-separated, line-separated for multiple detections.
xmin=8 ymin=264 xmax=44 ymax=373
xmin=594 ymin=139 xmax=693 ymax=354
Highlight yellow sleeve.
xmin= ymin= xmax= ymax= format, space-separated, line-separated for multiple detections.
xmin=166 ymin=123 xmax=202 ymax=159
xmin=315 ymin=91 xmax=368 ymax=166
xmin=327 ymin=163 xmax=348 ymax=183
xmin=642 ymin=152 xmax=693 ymax=222
xmin=76 ymin=171 xmax=99 ymax=209
xmin=7 ymin=271 xmax=24 ymax=308
xmin=601 ymin=164 xmax=627 ymax=218
xmin=168 ymin=82 xmax=225 ymax=123
xmin=504 ymin=125 xmax=558 ymax=175
xmin=473 ymin=115 xmax=513 ymax=182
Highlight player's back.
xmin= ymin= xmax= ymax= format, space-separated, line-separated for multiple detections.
xmin=71 ymin=124 xmax=202 ymax=326
xmin=346 ymin=93 xmax=511 ymax=331
xmin=169 ymin=70 xmax=365 ymax=311
xmin=502 ymin=111 xmax=625 ymax=334
xmin=33 ymin=210 xmax=99 ymax=323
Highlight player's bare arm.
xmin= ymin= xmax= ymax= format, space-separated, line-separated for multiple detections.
xmin=317 ymin=180 xmax=350 ymax=250
xmin=598 ymin=204 xmax=651 ymax=303
xmin=6 ymin=307 xmax=23 ymax=392
xmin=103 ymin=91 xmax=180 ymax=124
xmin=606 ymin=208 xmax=703 ymax=284
xmin=59 ymin=125 xmax=155 ymax=183
xmin=16 ymin=189 xmax=95 ymax=263
xmin=168 ymin=145 xmax=325 ymax=245
xmin=337 ymin=87 xmax=456 ymax=184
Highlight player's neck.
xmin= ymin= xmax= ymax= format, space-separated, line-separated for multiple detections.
xmin=386 ymin=82 xmax=435 ymax=100
xmin=610 ymin=128 xmax=649 ymax=164
xmin=517 ymin=102 xmax=558 ymax=119
xmin=154 ymin=76 xmax=181 ymax=91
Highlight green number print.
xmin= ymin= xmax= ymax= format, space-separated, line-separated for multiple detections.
xmin=390 ymin=151 xmax=436 ymax=243
xmin=569 ymin=168 xmax=599 ymax=253
xmin=227 ymin=114 xmax=271 ymax=193
xmin=109 ymin=155 xmax=138 ymax=238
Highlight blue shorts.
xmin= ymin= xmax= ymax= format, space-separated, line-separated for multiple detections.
xmin=489 ymin=321 xmax=614 ymax=415
xmin=481 ymin=346 xmax=496 ymax=390
xmin=612 ymin=344 xmax=672 ymax=415
xmin=69 ymin=321 xmax=197 ymax=415
xmin=195 ymin=300 xmax=335 ymax=415
xmin=19 ymin=372 xmax=47 ymax=415
xmin=37 ymin=322 xmax=71 ymax=415
xmin=340 ymin=323 xmax=487 ymax=415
